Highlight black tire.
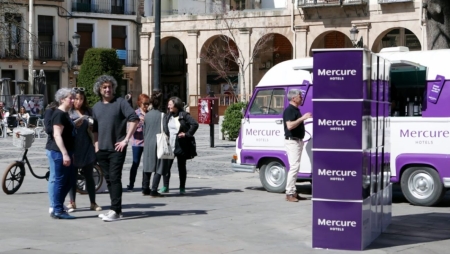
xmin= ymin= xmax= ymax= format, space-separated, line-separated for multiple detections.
xmin=259 ymin=160 xmax=287 ymax=193
xmin=400 ymin=166 xmax=445 ymax=206
xmin=76 ymin=164 xmax=104 ymax=194
xmin=2 ymin=162 xmax=25 ymax=195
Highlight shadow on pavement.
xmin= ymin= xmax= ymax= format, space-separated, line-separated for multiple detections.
xmin=14 ymin=191 xmax=48 ymax=195
xmin=244 ymin=183 xmax=312 ymax=195
xmin=121 ymin=209 xmax=208 ymax=220
xmin=368 ymin=212 xmax=450 ymax=249
xmin=164 ymin=187 xmax=243 ymax=197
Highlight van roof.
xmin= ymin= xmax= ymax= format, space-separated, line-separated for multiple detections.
xmin=376 ymin=49 xmax=450 ymax=80
xmin=256 ymin=58 xmax=313 ymax=87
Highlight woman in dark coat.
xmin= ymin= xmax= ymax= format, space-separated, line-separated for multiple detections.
xmin=142 ymin=93 xmax=170 ymax=197
xmin=160 ymin=96 xmax=198 ymax=195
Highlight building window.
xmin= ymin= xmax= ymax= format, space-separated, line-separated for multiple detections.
xmin=5 ymin=13 xmax=22 ymax=57
xmin=76 ymin=23 xmax=94 ymax=64
xmin=38 ymin=15 xmax=54 ymax=59
xmin=112 ymin=25 xmax=127 ymax=64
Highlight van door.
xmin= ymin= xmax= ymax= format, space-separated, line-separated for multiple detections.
xmin=241 ymin=88 xmax=286 ymax=151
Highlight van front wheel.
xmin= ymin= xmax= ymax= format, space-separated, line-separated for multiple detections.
xmin=260 ymin=160 xmax=287 ymax=193
xmin=400 ymin=167 xmax=445 ymax=206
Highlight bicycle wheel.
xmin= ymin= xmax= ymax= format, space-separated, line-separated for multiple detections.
xmin=76 ymin=164 xmax=104 ymax=194
xmin=2 ymin=162 xmax=25 ymax=195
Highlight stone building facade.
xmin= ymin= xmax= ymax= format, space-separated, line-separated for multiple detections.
xmin=140 ymin=0 xmax=424 ymax=108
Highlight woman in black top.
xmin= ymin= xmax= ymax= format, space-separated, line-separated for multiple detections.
xmin=160 ymin=96 xmax=198 ymax=195
xmin=48 ymin=88 xmax=77 ymax=219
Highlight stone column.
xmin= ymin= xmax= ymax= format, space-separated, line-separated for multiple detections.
xmin=140 ymin=32 xmax=151 ymax=95
xmin=186 ymin=30 xmax=199 ymax=106
xmin=239 ymin=28 xmax=251 ymax=99
xmin=295 ymin=25 xmax=309 ymax=58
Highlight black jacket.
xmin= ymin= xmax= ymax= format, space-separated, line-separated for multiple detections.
xmin=163 ymin=111 xmax=199 ymax=158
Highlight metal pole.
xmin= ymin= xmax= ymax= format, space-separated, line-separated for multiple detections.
xmin=152 ymin=0 xmax=161 ymax=93
xmin=28 ymin=0 xmax=34 ymax=93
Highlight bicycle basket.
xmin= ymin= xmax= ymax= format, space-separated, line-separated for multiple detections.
xmin=13 ymin=127 xmax=35 ymax=149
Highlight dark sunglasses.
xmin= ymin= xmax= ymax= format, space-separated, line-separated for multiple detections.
xmin=72 ymin=87 xmax=86 ymax=92
xmin=143 ymin=103 xmax=150 ymax=106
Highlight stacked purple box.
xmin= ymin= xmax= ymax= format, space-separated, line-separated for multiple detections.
xmin=312 ymin=49 xmax=391 ymax=250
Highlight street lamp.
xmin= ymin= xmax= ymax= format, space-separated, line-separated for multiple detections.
xmin=72 ymin=32 xmax=81 ymax=66
xmin=350 ymin=25 xmax=359 ymax=48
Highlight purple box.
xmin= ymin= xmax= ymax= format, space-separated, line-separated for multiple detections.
xmin=313 ymin=151 xmax=370 ymax=200
xmin=313 ymin=101 xmax=371 ymax=150
xmin=312 ymin=199 xmax=371 ymax=250
xmin=313 ymin=50 xmax=366 ymax=99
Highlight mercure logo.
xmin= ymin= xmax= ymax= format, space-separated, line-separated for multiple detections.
xmin=318 ymin=69 xmax=357 ymax=76
xmin=318 ymin=219 xmax=357 ymax=227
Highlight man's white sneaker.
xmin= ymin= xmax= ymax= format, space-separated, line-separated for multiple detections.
xmin=101 ymin=210 xmax=122 ymax=222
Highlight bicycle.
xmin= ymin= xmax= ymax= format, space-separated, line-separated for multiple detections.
xmin=2 ymin=128 xmax=48 ymax=194
xmin=76 ymin=164 xmax=104 ymax=194
xmin=2 ymin=128 xmax=104 ymax=195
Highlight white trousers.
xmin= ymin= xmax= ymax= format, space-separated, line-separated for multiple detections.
xmin=285 ymin=139 xmax=304 ymax=195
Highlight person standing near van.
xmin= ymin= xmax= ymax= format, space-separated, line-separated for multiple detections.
xmin=283 ymin=89 xmax=311 ymax=202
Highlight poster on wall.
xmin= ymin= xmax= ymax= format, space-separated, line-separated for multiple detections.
xmin=12 ymin=94 xmax=44 ymax=115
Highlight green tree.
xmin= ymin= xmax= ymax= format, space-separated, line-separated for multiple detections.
xmin=221 ymin=101 xmax=247 ymax=141
xmin=77 ymin=48 xmax=123 ymax=107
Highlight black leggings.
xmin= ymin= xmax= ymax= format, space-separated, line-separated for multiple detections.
xmin=163 ymin=155 xmax=187 ymax=189
xmin=142 ymin=172 xmax=162 ymax=192
xmin=69 ymin=162 xmax=96 ymax=204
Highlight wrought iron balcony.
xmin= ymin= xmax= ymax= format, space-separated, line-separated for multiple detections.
xmin=0 ymin=41 xmax=65 ymax=60
xmin=378 ymin=0 xmax=413 ymax=4
xmin=72 ymin=0 xmax=136 ymax=15
xmin=76 ymin=48 xmax=138 ymax=66
xmin=298 ymin=0 xmax=368 ymax=8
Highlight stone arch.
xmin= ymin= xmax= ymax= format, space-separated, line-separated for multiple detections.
xmin=156 ymin=36 xmax=188 ymax=108
xmin=308 ymin=30 xmax=353 ymax=56
xmin=252 ymin=33 xmax=293 ymax=88
xmin=371 ymin=27 xmax=422 ymax=53
xmin=198 ymin=34 xmax=239 ymax=98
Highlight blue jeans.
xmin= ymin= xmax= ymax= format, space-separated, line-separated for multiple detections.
xmin=46 ymin=150 xmax=55 ymax=208
xmin=50 ymin=150 xmax=76 ymax=214
xmin=129 ymin=146 xmax=144 ymax=187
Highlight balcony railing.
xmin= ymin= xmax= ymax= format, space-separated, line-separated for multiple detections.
xmin=0 ymin=41 xmax=65 ymax=60
xmin=161 ymin=54 xmax=185 ymax=72
xmin=72 ymin=0 xmax=136 ymax=15
xmin=378 ymin=0 xmax=413 ymax=3
xmin=298 ymin=0 xmax=368 ymax=7
xmin=117 ymin=49 xmax=138 ymax=67
xmin=76 ymin=49 xmax=138 ymax=66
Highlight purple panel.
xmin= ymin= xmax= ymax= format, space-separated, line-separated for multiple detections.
xmin=384 ymin=80 xmax=390 ymax=103
xmin=313 ymin=50 xmax=364 ymax=99
xmin=394 ymin=153 xmax=450 ymax=181
xmin=240 ymin=149 xmax=288 ymax=171
xmin=313 ymin=101 xmax=364 ymax=150
xmin=381 ymin=184 xmax=392 ymax=231
xmin=422 ymin=80 xmax=450 ymax=117
xmin=312 ymin=151 xmax=367 ymax=200
xmin=378 ymin=80 xmax=384 ymax=102
xmin=370 ymin=149 xmax=378 ymax=195
xmin=427 ymin=75 xmax=445 ymax=104
xmin=361 ymin=197 xmax=372 ymax=249
xmin=371 ymin=193 xmax=382 ymax=242
xmin=312 ymin=200 xmax=363 ymax=250
xmin=371 ymin=80 xmax=378 ymax=101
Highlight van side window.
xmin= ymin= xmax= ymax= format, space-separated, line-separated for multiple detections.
xmin=249 ymin=89 xmax=285 ymax=115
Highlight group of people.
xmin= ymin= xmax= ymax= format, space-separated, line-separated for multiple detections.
xmin=45 ymin=74 xmax=198 ymax=221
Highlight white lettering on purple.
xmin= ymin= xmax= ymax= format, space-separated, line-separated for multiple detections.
xmin=318 ymin=69 xmax=357 ymax=76
xmin=318 ymin=219 xmax=357 ymax=227
xmin=400 ymin=129 xmax=450 ymax=138
xmin=318 ymin=119 xmax=357 ymax=127
xmin=318 ymin=169 xmax=357 ymax=177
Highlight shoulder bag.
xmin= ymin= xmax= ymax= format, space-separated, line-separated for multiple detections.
xmin=156 ymin=112 xmax=175 ymax=159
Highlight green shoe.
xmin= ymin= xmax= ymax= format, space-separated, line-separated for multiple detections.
xmin=180 ymin=188 xmax=186 ymax=195
xmin=159 ymin=186 xmax=169 ymax=193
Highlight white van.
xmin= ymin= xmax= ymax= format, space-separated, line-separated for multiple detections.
xmin=232 ymin=48 xmax=450 ymax=206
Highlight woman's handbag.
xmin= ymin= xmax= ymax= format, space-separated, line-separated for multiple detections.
xmin=156 ymin=113 xmax=175 ymax=159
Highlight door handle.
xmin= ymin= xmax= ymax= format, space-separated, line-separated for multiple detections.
xmin=275 ymin=120 xmax=283 ymax=124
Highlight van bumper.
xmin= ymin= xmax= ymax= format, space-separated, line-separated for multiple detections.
xmin=231 ymin=159 xmax=256 ymax=173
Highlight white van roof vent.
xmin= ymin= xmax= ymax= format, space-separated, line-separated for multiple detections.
xmin=379 ymin=46 xmax=409 ymax=53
